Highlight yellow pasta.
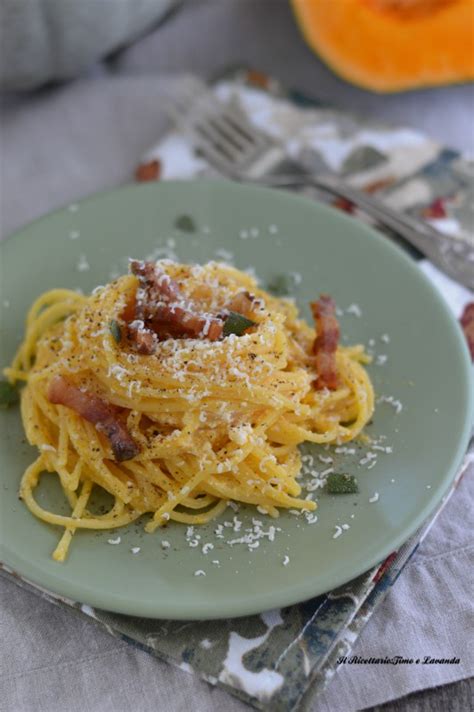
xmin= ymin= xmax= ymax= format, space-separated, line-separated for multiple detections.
xmin=5 ymin=261 xmax=374 ymax=561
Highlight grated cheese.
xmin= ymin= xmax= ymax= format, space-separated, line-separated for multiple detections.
xmin=346 ymin=304 xmax=362 ymax=317
xmin=318 ymin=455 xmax=333 ymax=464
xmin=378 ymin=395 xmax=403 ymax=414
xmin=334 ymin=446 xmax=356 ymax=455
xmin=76 ymin=254 xmax=90 ymax=272
xmin=359 ymin=452 xmax=377 ymax=465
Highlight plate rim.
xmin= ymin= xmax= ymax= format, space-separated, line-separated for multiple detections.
xmin=1 ymin=179 xmax=473 ymax=619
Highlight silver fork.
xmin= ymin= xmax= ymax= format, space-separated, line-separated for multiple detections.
xmin=167 ymin=77 xmax=474 ymax=290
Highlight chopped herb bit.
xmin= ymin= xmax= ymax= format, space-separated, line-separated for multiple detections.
xmin=267 ymin=273 xmax=296 ymax=296
xmin=174 ymin=214 xmax=196 ymax=233
xmin=327 ymin=473 xmax=358 ymax=494
xmin=0 ymin=380 xmax=19 ymax=408
xmin=223 ymin=311 xmax=256 ymax=337
xmin=109 ymin=320 xmax=122 ymax=343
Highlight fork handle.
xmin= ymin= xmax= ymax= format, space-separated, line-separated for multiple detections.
xmin=257 ymin=172 xmax=474 ymax=291
xmin=314 ymin=174 xmax=474 ymax=290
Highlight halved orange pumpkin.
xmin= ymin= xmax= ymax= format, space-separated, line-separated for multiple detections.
xmin=291 ymin=0 xmax=474 ymax=92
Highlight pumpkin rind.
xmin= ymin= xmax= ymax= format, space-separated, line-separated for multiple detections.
xmin=291 ymin=0 xmax=474 ymax=92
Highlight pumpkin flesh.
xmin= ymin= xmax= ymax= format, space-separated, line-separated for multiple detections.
xmin=292 ymin=0 xmax=474 ymax=92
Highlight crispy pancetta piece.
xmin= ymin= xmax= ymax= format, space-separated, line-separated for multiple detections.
xmin=48 ymin=376 xmax=139 ymax=461
xmin=130 ymin=260 xmax=181 ymax=303
xmin=311 ymin=295 xmax=340 ymax=390
xmin=148 ymin=304 xmax=223 ymax=341
xmin=128 ymin=260 xmax=224 ymax=345
xmin=460 ymin=302 xmax=474 ymax=359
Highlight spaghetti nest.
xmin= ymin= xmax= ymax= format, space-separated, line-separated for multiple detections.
xmin=5 ymin=261 xmax=374 ymax=561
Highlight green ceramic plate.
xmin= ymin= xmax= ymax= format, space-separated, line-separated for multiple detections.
xmin=1 ymin=181 xmax=472 ymax=619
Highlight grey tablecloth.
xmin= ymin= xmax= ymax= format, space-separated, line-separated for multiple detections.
xmin=1 ymin=2 xmax=473 ymax=710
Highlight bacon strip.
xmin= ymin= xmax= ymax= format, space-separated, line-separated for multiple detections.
xmin=311 ymin=295 xmax=340 ymax=390
xmin=149 ymin=304 xmax=223 ymax=340
xmin=127 ymin=321 xmax=157 ymax=355
xmin=48 ymin=376 xmax=139 ymax=462
xmin=130 ymin=260 xmax=181 ymax=302
xmin=460 ymin=302 xmax=474 ymax=360
xmin=128 ymin=260 xmax=224 ymax=345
